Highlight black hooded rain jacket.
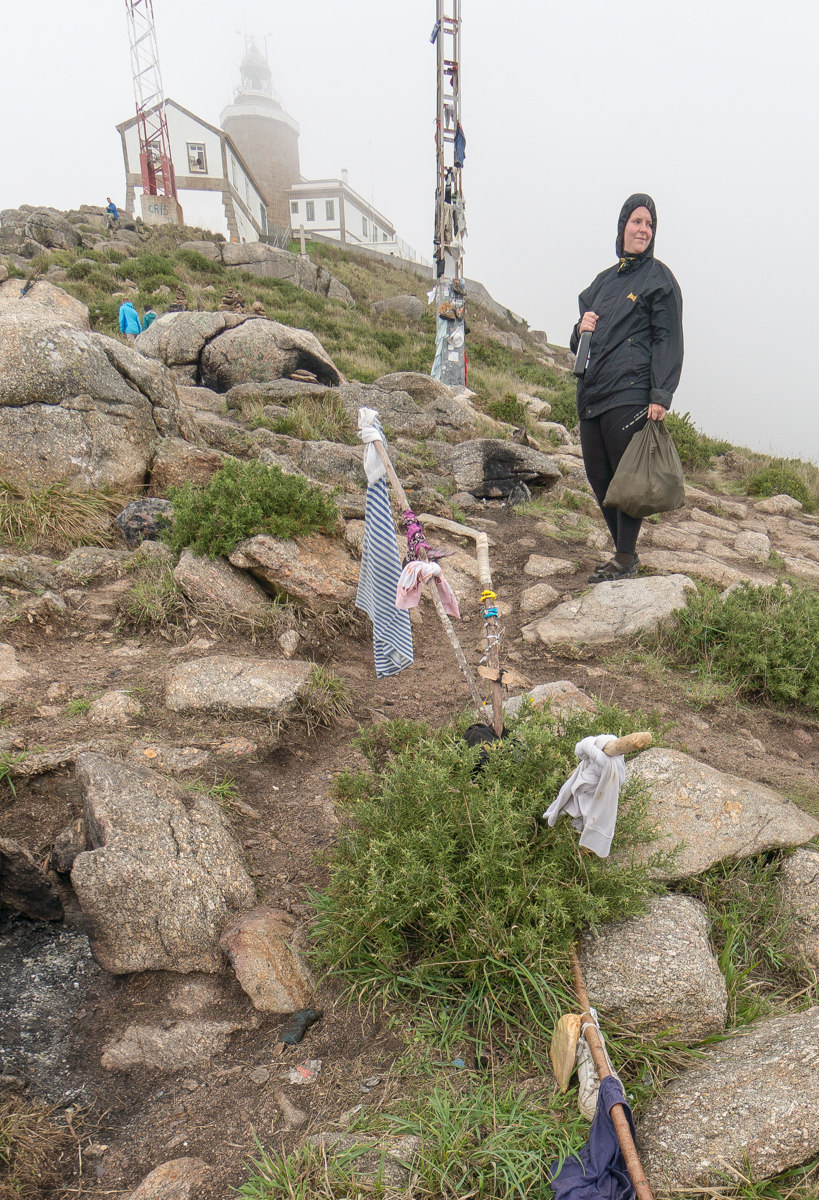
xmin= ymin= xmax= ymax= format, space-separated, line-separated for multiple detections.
xmin=570 ymin=194 xmax=683 ymax=421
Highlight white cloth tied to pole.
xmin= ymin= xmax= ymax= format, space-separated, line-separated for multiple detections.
xmin=543 ymin=735 xmax=626 ymax=858
xmin=358 ymin=406 xmax=386 ymax=485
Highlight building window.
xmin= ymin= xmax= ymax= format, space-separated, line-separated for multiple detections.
xmin=231 ymin=158 xmax=238 ymax=188
xmin=187 ymin=143 xmax=207 ymax=173
xmin=260 ymin=206 xmax=268 ymax=234
xmin=362 ymin=216 xmax=368 ymax=237
xmin=291 ymin=200 xmax=299 ymax=215
xmin=306 ymin=201 xmax=315 ymax=221
xmin=325 ymin=200 xmax=335 ymax=221
xmin=383 ymin=232 xmax=388 ymax=241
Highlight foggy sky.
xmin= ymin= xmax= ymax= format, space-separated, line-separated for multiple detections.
xmin=2 ymin=0 xmax=816 ymax=461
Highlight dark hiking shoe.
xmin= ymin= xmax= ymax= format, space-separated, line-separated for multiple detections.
xmin=588 ymin=556 xmax=639 ymax=584
xmin=593 ymin=552 xmax=639 ymax=573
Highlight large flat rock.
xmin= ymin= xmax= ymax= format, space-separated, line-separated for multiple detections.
xmin=778 ymin=847 xmax=819 ymax=967
xmin=640 ymin=550 xmax=768 ymax=588
xmin=219 ymin=906 xmax=314 ymax=1013
xmin=173 ymin=550 xmax=273 ymax=621
xmin=625 ymin=748 xmax=819 ymax=880
xmin=522 ymin=575 xmax=696 ymax=646
xmin=101 ymin=1020 xmax=246 ymax=1072
xmin=578 ymin=895 xmax=727 ymax=1043
xmin=637 ymin=1007 xmax=819 ymax=1189
xmin=71 ymin=753 xmax=256 ymax=973
xmin=165 ymin=655 xmax=313 ymax=718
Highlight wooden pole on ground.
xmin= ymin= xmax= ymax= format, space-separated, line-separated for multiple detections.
xmin=569 ymin=949 xmax=655 ymax=1200
xmin=371 ymin=441 xmax=485 ymax=716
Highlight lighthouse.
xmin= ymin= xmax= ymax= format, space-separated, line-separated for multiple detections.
xmin=220 ymin=42 xmax=301 ymax=234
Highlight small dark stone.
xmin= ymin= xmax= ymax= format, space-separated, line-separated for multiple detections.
xmin=278 ymin=1008 xmax=323 ymax=1045
xmin=115 ymin=498 xmax=174 ymax=548
xmin=51 ymin=818 xmax=87 ymax=874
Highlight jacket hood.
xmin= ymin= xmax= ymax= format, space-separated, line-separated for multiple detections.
xmin=121 ymin=300 xmax=135 ymax=307
xmin=615 ymin=193 xmax=657 ymax=260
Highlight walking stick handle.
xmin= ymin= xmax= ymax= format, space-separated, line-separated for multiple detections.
xmin=603 ymin=732 xmax=652 ymax=757
xmin=570 ymin=950 xmax=655 ymax=1200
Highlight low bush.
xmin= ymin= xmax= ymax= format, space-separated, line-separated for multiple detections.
xmin=165 ymin=459 xmax=339 ymax=559
xmin=544 ymin=387 xmax=579 ymax=431
xmin=312 ymin=705 xmax=671 ymax=1013
xmin=486 ymin=394 xmax=528 ymax=426
xmin=665 ymin=410 xmax=733 ymax=470
xmin=745 ymin=462 xmax=816 ymax=512
xmin=123 ymin=253 xmax=177 ymax=280
xmin=650 ymin=580 xmax=819 ymax=712
xmin=175 ymin=247 xmax=222 ymax=273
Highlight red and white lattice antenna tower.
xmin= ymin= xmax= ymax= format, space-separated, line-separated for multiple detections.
xmin=124 ymin=0 xmax=177 ymax=199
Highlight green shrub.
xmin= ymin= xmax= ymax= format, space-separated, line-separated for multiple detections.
xmin=175 ymin=247 xmax=222 ymax=273
xmin=486 ymin=394 xmax=528 ymax=425
xmin=165 ymin=459 xmax=339 ymax=558
xmin=544 ymin=389 xmax=579 ymax=431
xmin=651 ymin=580 xmax=819 ymax=712
xmin=123 ymin=253 xmax=177 ymax=280
xmin=312 ymin=705 xmax=671 ymax=1008
xmin=665 ymin=410 xmax=732 ymax=470
xmin=745 ymin=463 xmax=815 ymax=512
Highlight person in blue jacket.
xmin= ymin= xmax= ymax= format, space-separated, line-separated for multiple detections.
xmin=106 ymin=197 xmax=119 ymax=229
xmin=119 ymin=300 xmax=142 ymax=345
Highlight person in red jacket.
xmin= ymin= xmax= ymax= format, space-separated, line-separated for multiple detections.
xmin=570 ymin=194 xmax=684 ymax=583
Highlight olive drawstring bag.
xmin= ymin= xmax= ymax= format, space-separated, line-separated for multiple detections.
xmin=603 ymin=418 xmax=685 ymax=518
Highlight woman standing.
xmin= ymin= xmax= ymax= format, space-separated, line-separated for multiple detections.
xmin=571 ymin=194 xmax=683 ymax=583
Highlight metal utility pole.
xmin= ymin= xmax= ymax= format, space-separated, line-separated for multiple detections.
xmin=124 ymin=0 xmax=178 ymax=208
xmin=431 ymin=0 xmax=466 ymax=388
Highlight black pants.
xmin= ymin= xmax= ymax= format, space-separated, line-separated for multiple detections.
xmin=579 ymin=404 xmax=648 ymax=556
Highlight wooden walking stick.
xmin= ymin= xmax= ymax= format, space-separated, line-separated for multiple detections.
xmin=371 ymin=439 xmax=485 ymax=716
xmin=419 ymin=512 xmax=503 ymax=735
xmin=569 ymin=949 xmax=655 ymax=1200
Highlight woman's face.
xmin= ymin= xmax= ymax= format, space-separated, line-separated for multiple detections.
xmin=622 ymin=206 xmax=653 ymax=254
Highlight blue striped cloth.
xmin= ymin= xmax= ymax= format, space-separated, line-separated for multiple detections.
xmin=356 ymin=477 xmax=414 ymax=677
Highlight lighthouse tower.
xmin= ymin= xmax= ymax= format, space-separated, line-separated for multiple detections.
xmin=220 ymin=42 xmax=301 ymax=233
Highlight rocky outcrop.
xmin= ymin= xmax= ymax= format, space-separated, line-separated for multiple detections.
xmin=148 ymin=438 xmax=228 ymax=496
xmin=0 ymin=278 xmax=90 ymax=329
xmin=625 ymin=748 xmax=819 ymax=880
xmin=504 ymin=680 xmax=598 ymax=722
xmin=638 ymin=1007 xmax=819 ymax=1189
xmin=0 ymin=208 xmax=82 ymax=255
xmin=165 ymin=655 xmax=313 ymax=719
xmin=371 ymin=295 xmax=423 ymax=319
xmin=119 ymin=1158 xmax=211 ymax=1200
xmin=136 ymin=311 xmax=343 ymax=391
xmin=522 ymin=575 xmax=697 ymax=646
xmin=578 ymin=895 xmax=727 ymax=1043
xmin=227 ymin=533 xmax=359 ymax=611
xmin=180 ymin=239 xmax=354 ymax=306
xmin=451 ymin=439 xmax=563 ymax=498
xmin=70 ymin=753 xmax=256 ymax=974
xmin=173 ymin=550 xmax=274 ymax=621
xmin=0 ymin=293 xmax=194 ymax=489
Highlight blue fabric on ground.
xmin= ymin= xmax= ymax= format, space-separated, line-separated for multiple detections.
xmin=355 ymin=477 xmax=413 ymax=677
xmin=549 ymin=1075 xmax=636 ymax=1200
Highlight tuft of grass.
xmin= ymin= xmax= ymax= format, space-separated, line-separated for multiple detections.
xmin=311 ymin=705 xmax=672 ymax=1021
xmin=250 ymin=394 xmax=356 ymax=445
xmin=683 ymin=853 xmax=818 ymax=1023
xmin=0 ymin=1097 xmax=72 ymax=1200
xmin=123 ymin=561 xmax=189 ymax=633
xmin=166 ymin=460 xmax=340 ymax=559
xmin=0 ymin=751 xmax=26 ymax=795
xmin=745 ymin=462 xmax=816 ymax=512
xmin=63 ymin=697 xmax=92 ymax=717
xmin=649 ymin=580 xmax=819 ymax=714
xmin=0 ymin=478 xmax=133 ymax=550
xmin=296 ymin=665 xmax=354 ymax=735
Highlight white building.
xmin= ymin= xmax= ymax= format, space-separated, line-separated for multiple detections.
xmin=117 ymin=99 xmax=268 ymax=243
xmin=288 ymin=171 xmax=428 ymax=265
